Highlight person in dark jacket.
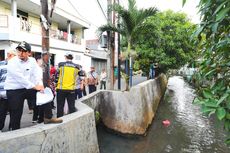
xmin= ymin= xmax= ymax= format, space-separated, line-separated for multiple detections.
xmin=38 ymin=52 xmax=63 ymax=124
xmin=56 ymin=52 xmax=80 ymax=117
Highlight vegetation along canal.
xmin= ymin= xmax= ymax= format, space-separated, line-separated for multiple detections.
xmin=97 ymin=76 xmax=230 ymax=153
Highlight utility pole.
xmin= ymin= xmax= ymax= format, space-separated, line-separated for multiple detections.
xmin=112 ymin=0 xmax=116 ymax=87
xmin=117 ymin=0 xmax=121 ymax=90
xmin=107 ymin=0 xmax=114 ymax=90
xmin=40 ymin=0 xmax=50 ymax=54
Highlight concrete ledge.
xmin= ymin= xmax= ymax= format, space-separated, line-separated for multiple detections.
xmin=81 ymin=74 xmax=168 ymax=135
xmin=0 ymin=75 xmax=167 ymax=152
xmin=0 ymin=103 xmax=99 ymax=153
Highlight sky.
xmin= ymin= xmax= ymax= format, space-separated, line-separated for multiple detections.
xmin=135 ymin=0 xmax=200 ymax=23
xmin=72 ymin=0 xmax=201 ymax=40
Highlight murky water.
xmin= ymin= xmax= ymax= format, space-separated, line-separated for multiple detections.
xmin=97 ymin=76 xmax=230 ymax=153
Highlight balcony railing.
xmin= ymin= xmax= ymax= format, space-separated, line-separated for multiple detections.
xmin=0 ymin=14 xmax=82 ymax=45
xmin=50 ymin=29 xmax=81 ymax=45
xmin=0 ymin=14 xmax=35 ymax=34
xmin=20 ymin=20 xmax=32 ymax=32
xmin=71 ymin=34 xmax=82 ymax=45
xmin=20 ymin=19 xmax=32 ymax=32
xmin=0 ymin=15 xmax=8 ymax=28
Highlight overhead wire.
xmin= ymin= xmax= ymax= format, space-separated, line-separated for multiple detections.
xmin=66 ymin=0 xmax=110 ymax=28
xmin=66 ymin=0 xmax=99 ymax=28
xmin=96 ymin=0 xmax=107 ymax=20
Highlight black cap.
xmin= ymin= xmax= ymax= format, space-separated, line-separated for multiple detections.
xmin=78 ymin=70 xmax=86 ymax=76
xmin=16 ymin=41 xmax=31 ymax=52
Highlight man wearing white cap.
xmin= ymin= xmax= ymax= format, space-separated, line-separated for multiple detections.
xmin=56 ymin=51 xmax=80 ymax=117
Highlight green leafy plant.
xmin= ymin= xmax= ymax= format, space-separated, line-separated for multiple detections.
xmin=183 ymin=0 xmax=230 ymax=144
xmin=95 ymin=111 xmax=101 ymax=124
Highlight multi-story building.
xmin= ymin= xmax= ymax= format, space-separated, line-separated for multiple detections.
xmin=86 ymin=38 xmax=107 ymax=74
xmin=0 ymin=0 xmax=91 ymax=70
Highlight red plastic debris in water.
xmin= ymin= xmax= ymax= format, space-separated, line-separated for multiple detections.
xmin=162 ymin=119 xmax=171 ymax=127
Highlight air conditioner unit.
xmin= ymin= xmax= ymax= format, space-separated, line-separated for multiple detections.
xmin=100 ymin=35 xmax=107 ymax=48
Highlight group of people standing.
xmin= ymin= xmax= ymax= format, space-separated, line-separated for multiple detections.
xmin=0 ymin=41 xmax=62 ymax=132
xmin=0 ymin=41 xmax=107 ymax=132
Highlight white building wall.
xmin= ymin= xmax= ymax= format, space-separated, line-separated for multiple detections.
xmin=81 ymin=55 xmax=92 ymax=72
xmin=54 ymin=49 xmax=91 ymax=71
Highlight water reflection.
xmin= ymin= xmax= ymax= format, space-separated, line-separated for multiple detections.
xmin=97 ymin=76 xmax=229 ymax=153
xmin=168 ymin=76 xmax=214 ymax=152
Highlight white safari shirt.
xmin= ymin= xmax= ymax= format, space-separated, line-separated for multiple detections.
xmin=4 ymin=56 xmax=41 ymax=90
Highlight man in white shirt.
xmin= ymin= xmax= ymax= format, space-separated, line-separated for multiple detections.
xmin=4 ymin=41 xmax=44 ymax=130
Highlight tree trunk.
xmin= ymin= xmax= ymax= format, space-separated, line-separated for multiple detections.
xmin=127 ymin=40 xmax=132 ymax=88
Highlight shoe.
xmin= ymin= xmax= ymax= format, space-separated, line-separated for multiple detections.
xmin=37 ymin=118 xmax=44 ymax=123
xmin=44 ymin=118 xmax=63 ymax=124
xmin=28 ymin=110 xmax=33 ymax=114
xmin=37 ymin=120 xmax=43 ymax=123
xmin=32 ymin=120 xmax=37 ymax=123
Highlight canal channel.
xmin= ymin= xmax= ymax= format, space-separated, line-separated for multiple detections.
xmin=97 ymin=76 xmax=230 ymax=153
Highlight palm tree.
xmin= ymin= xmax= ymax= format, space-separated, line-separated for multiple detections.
xmin=98 ymin=0 xmax=157 ymax=90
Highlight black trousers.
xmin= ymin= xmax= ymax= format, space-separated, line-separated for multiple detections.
xmin=38 ymin=102 xmax=53 ymax=120
xmin=26 ymin=89 xmax=37 ymax=109
xmin=56 ymin=90 xmax=76 ymax=118
xmin=32 ymin=90 xmax=53 ymax=122
xmin=0 ymin=98 xmax=8 ymax=130
xmin=7 ymin=88 xmax=36 ymax=130
xmin=32 ymin=105 xmax=40 ymax=121
xmin=32 ymin=103 xmax=53 ymax=122
xmin=27 ymin=89 xmax=39 ymax=122
xmin=88 ymin=85 xmax=96 ymax=94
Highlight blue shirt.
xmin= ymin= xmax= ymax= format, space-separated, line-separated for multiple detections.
xmin=0 ymin=60 xmax=7 ymax=91
xmin=0 ymin=60 xmax=7 ymax=98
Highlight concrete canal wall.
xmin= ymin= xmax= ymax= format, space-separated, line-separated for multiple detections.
xmin=0 ymin=74 xmax=167 ymax=152
xmin=82 ymin=74 xmax=168 ymax=135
